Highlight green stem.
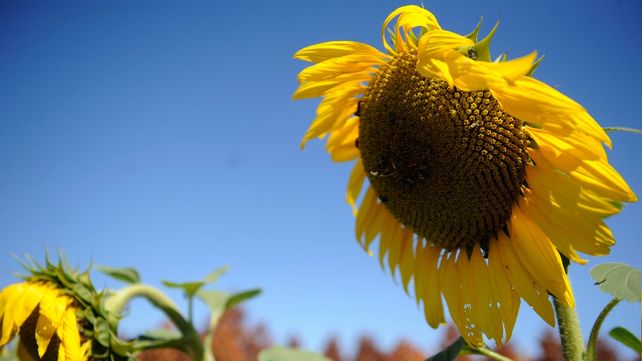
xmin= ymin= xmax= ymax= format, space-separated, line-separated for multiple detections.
xmin=188 ymin=295 xmax=194 ymax=324
xmin=553 ymin=296 xmax=585 ymax=361
xmin=585 ymin=298 xmax=620 ymax=361
xmin=105 ymin=284 xmax=204 ymax=361
xmin=463 ymin=344 xmax=512 ymax=361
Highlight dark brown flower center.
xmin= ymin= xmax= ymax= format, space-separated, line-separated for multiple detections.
xmin=358 ymin=51 xmax=530 ymax=250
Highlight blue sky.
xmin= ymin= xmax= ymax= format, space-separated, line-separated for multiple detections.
xmin=0 ymin=0 xmax=640 ymax=358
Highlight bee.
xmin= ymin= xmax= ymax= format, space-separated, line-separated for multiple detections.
xmin=467 ymin=48 xmax=478 ymax=60
xmin=369 ymin=156 xmax=397 ymax=177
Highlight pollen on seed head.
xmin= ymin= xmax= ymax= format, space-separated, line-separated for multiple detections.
xmin=359 ymin=51 xmax=529 ymax=250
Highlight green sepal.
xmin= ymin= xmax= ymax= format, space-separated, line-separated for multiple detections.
xmin=493 ymin=52 xmax=508 ymax=63
xmin=526 ymin=55 xmax=545 ymax=76
xmin=469 ymin=21 xmax=499 ymax=62
xmin=609 ymin=327 xmax=642 ymax=354
xmin=258 ymin=346 xmax=331 ymax=361
xmin=465 ymin=17 xmax=483 ymax=43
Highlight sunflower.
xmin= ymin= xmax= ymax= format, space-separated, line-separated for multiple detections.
xmin=0 ymin=281 xmax=91 ymax=361
xmin=293 ymin=5 xmax=636 ymax=346
xmin=0 ymin=258 xmax=131 ymax=361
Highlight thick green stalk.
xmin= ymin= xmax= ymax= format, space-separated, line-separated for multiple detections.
xmin=553 ymin=295 xmax=585 ymax=361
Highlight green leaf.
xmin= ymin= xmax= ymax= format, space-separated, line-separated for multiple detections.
xmin=609 ymin=327 xmax=642 ymax=354
xmin=603 ymin=126 xmax=642 ymax=135
xmin=590 ymin=263 xmax=641 ymax=302
xmin=162 ymin=266 xmax=230 ymax=297
xmin=258 ymin=346 xmax=331 ymax=361
xmin=197 ymin=290 xmax=230 ymax=313
xmin=225 ymin=289 xmax=262 ymax=309
xmin=162 ymin=280 xmax=206 ymax=297
xmin=425 ymin=338 xmax=464 ymax=361
xmin=96 ymin=265 xmax=140 ymax=284
xmin=204 ymin=266 xmax=229 ymax=284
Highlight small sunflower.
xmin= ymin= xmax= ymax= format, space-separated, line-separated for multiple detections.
xmin=0 ymin=258 xmax=130 ymax=361
xmin=293 ymin=5 xmax=636 ymax=346
xmin=0 ymin=281 xmax=91 ymax=361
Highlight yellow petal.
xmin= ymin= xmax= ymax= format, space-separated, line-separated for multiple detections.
xmin=417 ymin=29 xmax=474 ymax=57
xmin=36 ymin=316 xmax=56 ymax=357
xmin=1 ymin=283 xmax=44 ymax=345
xmin=529 ymin=127 xmax=606 ymax=162
xmin=398 ymin=231 xmax=415 ymax=293
xmin=0 ymin=283 xmax=26 ymax=345
xmin=293 ymin=71 xmax=371 ymax=100
xmin=382 ymin=5 xmax=441 ymax=54
xmin=416 ymin=30 xmax=473 ymax=84
xmin=418 ymin=244 xmax=445 ymax=328
xmin=346 ymin=160 xmax=366 ymax=213
xmin=469 ymin=249 xmax=503 ymax=345
xmin=438 ymin=252 xmax=463 ymax=330
xmin=294 ymin=41 xmax=387 ymax=63
xmin=364 ymin=202 xmax=385 ymax=250
xmin=509 ymin=206 xmax=574 ymax=306
xmin=58 ymin=308 xmax=81 ymax=361
xmin=492 ymin=76 xmax=611 ymax=146
xmin=378 ymin=211 xmax=400 ymax=269
xmin=531 ymin=147 xmax=636 ymax=203
xmin=36 ymin=288 xmax=69 ymax=357
xmin=453 ymin=51 xmax=537 ymax=91
xmin=388 ymin=228 xmax=412 ymax=279
xmin=300 ymin=84 xmax=363 ymax=146
xmin=453 ymin=252 xmax=483 ymax=346
xmin=496 ymin=231 xmax=556 ymax=326
xmin=488 ymin=241 xmax=520 ymax=343
xmin=326 ymin=117 xmax=359 ymax=162
xmin=298 ymin=54 xmax=385 ymax=83
xmin=417 ymin=30 xmax=537 ymax=92
xmin=355 ymin=188 xmax=377 ymax=248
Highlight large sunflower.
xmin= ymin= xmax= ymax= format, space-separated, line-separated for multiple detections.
xmin=293 ymin=5 xmax=636 ymax=346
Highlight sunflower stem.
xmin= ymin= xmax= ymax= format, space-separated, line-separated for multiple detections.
xmin=584 ymin=298 xmax=620 ymax=361
xmin=105 ymin=284 xmax=204 ymax=360
xmin=553 ymin=294 xmax=585 ymax=361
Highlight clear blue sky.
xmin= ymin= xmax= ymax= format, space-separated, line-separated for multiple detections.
xmin=1 ymin=0 xmax=640 ymax=358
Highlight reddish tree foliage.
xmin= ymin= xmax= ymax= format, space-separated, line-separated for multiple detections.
xmin=137 ymin=309 xmax=635 ymax=361
xmin=384 ymin=340 xmax=424 ymax=361
xmin=353 ymin=336 xmax=385 ymax=361
xmin=323 ymin=337 xmax=342 ymax=361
